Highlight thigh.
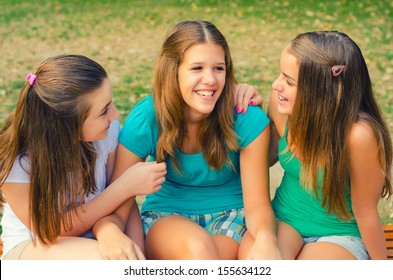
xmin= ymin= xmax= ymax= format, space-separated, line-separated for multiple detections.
xmin=212 ymin=234 xmax=239 ymax=260
xmin=297 ymin=236 xmax=365 ymax=260
xmin=277 ymin=221 xmax=304 ymax=260
xmin=238 ymin=230 xmax=254 ymax=259
xmin=21 ymin=237 xmax=102 ymax=260
xmin=297 ymin=242 xmax=357 ymax=260
xmin=145 ymin=215 xmax=219 ymax=260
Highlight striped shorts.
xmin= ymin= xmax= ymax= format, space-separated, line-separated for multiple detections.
xmin=141 ymin=208 xmax=246 ymax=243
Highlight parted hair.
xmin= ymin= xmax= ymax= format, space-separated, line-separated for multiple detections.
xmin=0 ymin=54 xmax=108 ymax=244
xmin=153 ymin=20 xmax=238 ymax=171
xmin=287 ymin=31 xmax=392 ymax=220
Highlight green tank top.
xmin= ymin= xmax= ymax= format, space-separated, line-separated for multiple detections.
xmin=271 ymin=124 xmax=360 ymax=237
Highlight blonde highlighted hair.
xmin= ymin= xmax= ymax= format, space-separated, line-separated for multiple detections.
xmin=287 ymin=31 xmax=392 ymax=220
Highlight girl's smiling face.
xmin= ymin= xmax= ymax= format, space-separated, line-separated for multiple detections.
xmin=272 ymin=47 xmax=299 ymax=116
xmin=82 ymin=78 xmax=120 ymax=142
xmin=178 ymin=43 xmax=226 ymax=122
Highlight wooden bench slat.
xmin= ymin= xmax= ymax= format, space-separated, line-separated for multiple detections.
xmin=383 ymin=224 xmax=393 ymax=231
xmin=384 ymin=224 xmax=393 ymax=242
xmin=387 ymin=249 xmax=393 ymax=259
xmin=385 ymin=224 xmax=393 ymax=259
xmin=384 ymin=232 xmax=393 ymax=240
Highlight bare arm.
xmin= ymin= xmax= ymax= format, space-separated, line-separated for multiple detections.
xmin=96 ymin=144 xmax=149 ymax=233
xmin=93 ymin=144 xmax=166 ymax=259
xmin=125 ymin=201 xmax=145 ymax=253
xmin=240 ymin=126 xmax=281 ymax=259
xmin=92 ymin=199 xmax=146 ymax=260
xmin=269 ymin=122 xmax=280 ymax=166
xmin=2 ymin=145 xmax=165 ymax=240
xmin=349 ymin=121 xmax=387 ymax=259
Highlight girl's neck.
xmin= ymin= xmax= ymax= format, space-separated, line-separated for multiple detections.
xmin=181 ymin=122 xmax=202 ymax=154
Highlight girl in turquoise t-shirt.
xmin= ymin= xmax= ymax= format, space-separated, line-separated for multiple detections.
xmin=268 ymin=31 xmax=392 ymax=259
xmin=95 ymin=20 xmax=281 ymax=260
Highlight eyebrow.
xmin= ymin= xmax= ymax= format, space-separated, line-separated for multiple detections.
xmin=188 ymin=61 xmax=226 ymax=66
xmin=283 ymin=72 xmax=296 ymax=83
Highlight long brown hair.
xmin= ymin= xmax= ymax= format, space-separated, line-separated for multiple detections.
xmin=0 ymin=54 xmax=108 ymax=244
xmin=153 ymin=20 xmax=238 ymax=171
xmin=287 ymin=31 xmax=392 ymax=220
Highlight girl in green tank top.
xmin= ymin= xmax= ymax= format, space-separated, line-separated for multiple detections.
xmin=268 ymin=31 xmax=392 ymax=260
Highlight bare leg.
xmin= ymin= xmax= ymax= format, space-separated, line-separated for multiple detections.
xmin=212 ymin=234 xmax=239 ymax=260
xmin=238 ymin=231 xmax=254 ymax=259
xmin=145 ymin=215 xmax=220 ymax=260
xmin=297 ymin=242 xmax=357 ymax=260
xmin=21 ymin=237 xmax=102 ymax=259
xmin=276 ymin=221 xmax=303 ymax=260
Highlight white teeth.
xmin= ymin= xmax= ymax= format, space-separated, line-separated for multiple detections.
xmin=278 ymin=95 xmax=287 ymax=102
xmin=196 ymin=90 xmax=214 ymax=97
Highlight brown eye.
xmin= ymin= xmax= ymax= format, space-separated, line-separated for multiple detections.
xmin=101 ymin=108 xmax=109 ymax=116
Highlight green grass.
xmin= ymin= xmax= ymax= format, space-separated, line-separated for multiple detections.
xmin=0 ymin=0 xmax=392 ymax=222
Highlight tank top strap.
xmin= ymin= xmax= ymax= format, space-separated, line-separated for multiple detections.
xmin=278 ymin=118 xmax=289 ymax=151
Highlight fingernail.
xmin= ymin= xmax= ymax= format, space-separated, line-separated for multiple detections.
xmin=236 ymin=108 xmax=241 ymax=113
xmin=242 ymin=109 xmax=245 ymax=114
xmin=249 ymin=100 xmax=254 ymax=106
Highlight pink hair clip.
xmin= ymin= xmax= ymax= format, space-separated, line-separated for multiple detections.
xmin=331 ymin=65 xmax=346 ymax=77
xmin=26 ymin=73 xmax=37 ymax=85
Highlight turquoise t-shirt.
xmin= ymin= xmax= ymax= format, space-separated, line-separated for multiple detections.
xmin=272 ymin=125 xmax=360 ymax=237
xmin=120 ymin=95 xmax=270 ymax=214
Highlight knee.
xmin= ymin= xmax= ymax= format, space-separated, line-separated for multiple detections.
xmin=182 ymin=235 xmax=219 ymax=259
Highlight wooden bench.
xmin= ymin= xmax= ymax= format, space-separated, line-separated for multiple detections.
xmin=385 ymin=224 xmax=393 ymax=260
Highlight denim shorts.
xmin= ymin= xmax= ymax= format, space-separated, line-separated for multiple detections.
xmin=141 ymin=208 xmax=246 ymax=243
xmin=302 ymin=235 xmax=369 ymax=260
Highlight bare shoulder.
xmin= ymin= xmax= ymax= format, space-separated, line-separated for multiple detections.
xmin=348 ymin=121 xmax=378 ymax=151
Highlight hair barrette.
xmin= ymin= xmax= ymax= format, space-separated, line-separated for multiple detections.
xmin=331 ymin=65 xmax=346 ymax=77
xmin=26 ymin=73 xmax=37 ymax=85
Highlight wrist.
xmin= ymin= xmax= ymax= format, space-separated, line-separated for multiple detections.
xmin=93 ymin=217 xmax=122 ymax=240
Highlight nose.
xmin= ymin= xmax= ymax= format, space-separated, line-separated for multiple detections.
xmin=272 ymin=78 xmax=284 ymax=92
xmin=109 ymin=104 xmax=120 ymax=121
xmin=202 ymin=69 xmax=217 ymax=85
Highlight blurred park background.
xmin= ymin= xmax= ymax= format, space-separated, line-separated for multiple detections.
xmin=0 ymin=0 xmax=392 ymax=223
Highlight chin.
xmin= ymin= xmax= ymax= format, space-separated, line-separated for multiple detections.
xmin=201 ymin=109 xmax=215 ymax=115
xmin=93 ymin=132 xmax=108 ymax=142
xmin=277 ymin=107 xmax=292 ymax=115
